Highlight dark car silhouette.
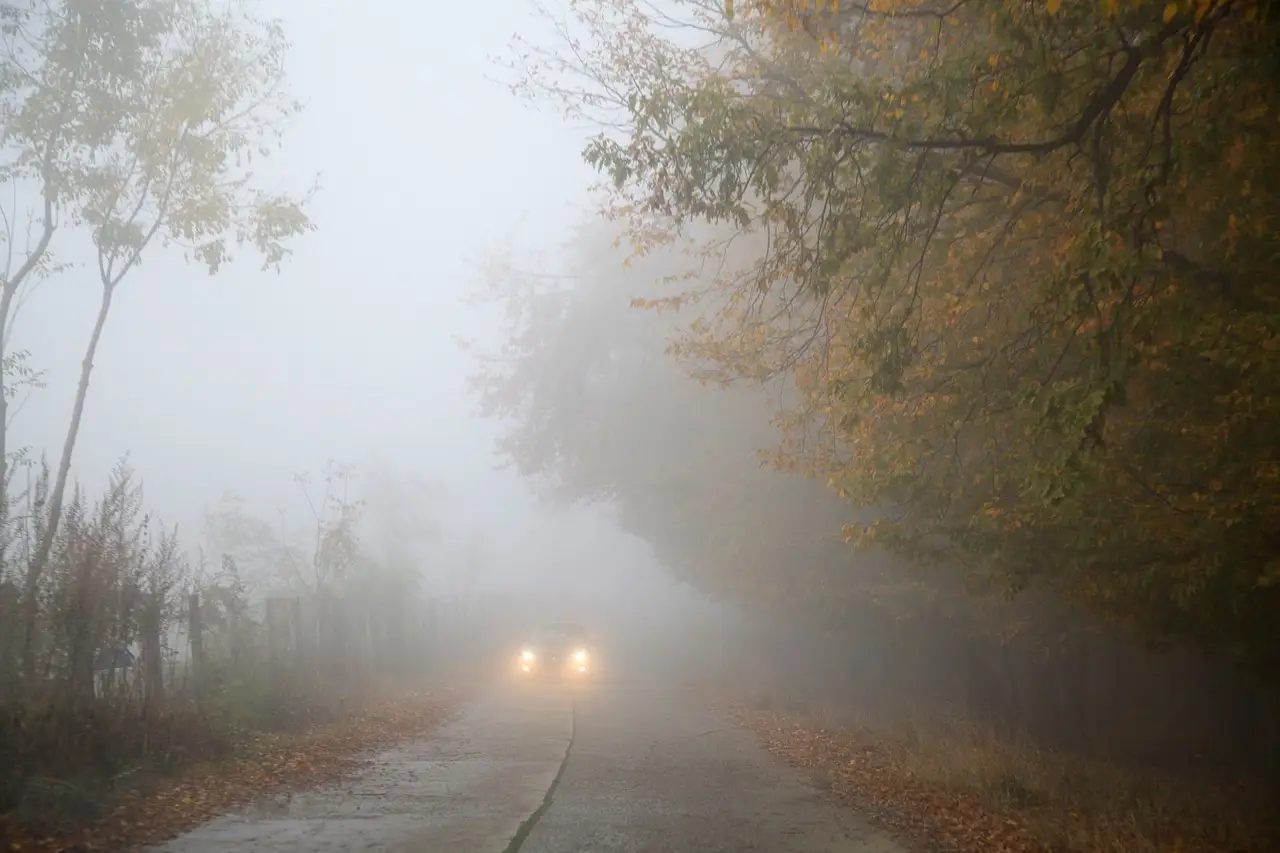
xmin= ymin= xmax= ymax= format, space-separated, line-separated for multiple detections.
xmin=517 ymin=621 xmax=592 ymax=678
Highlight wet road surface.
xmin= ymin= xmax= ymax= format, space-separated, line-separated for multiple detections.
xmin=152 ymin=677 xmax=903 ymax=853
xmin=149 ymin=684 xmax=571 ymax=852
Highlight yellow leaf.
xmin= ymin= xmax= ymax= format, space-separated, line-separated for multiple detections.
xmin=1046 ymin=0 xmax=1061 ymax=14
xmin=1163 ymin=2 xmax=1177 ymax=21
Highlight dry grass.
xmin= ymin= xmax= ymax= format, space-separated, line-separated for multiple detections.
xmin=733 ymin=702 xmax=1278 ymax=853
xmin=0 ymin=678 xmax=468 ymax=851
xmin=883 ymin=717 xmax=1273 ymax=853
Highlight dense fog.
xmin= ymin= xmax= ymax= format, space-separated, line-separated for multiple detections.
xmin=4 ymin=0 xmax=650 ymax=598
xmin=2 ymin=2 xmax=1277 ymax=850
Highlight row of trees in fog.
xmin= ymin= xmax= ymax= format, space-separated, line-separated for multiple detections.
xmin=0 ymin=0 xmax=312 ymax=688
xmin=474 ymin=0 xmax=1279 ymax=766
xmin=0 ymin=0 xmax=450 ymax=806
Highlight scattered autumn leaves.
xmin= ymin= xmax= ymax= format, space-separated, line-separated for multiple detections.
xmin=729 ymin=706 xmax=1277 ymax=853
xmin=1 ymin=688 xmax=465 ymax=853
xmin=731 ymin=707 xmax=1041 ymax=853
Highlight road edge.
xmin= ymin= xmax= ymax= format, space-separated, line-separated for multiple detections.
xmin=502 ymin=691 xmax=577 ymax=853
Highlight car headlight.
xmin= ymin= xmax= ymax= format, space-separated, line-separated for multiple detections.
xmin=572 ymin=648 xmax=588 ymax=664
xmin=521 ymin=649 xmax=535 ymax=663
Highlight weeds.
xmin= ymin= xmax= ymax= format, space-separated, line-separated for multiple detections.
xmin=1 ymin=684 xmax=460 ymax=851
xmin=734 ymin=703 xmax=1278 ymax=853
xmin=0 ymin=461 xmax=450 ymax=847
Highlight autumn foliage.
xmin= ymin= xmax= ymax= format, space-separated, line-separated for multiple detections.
xmin=501 ymin=0 xmax=1280 ymax=679
xmin=0 ymin=3 xmax=459 ymax=846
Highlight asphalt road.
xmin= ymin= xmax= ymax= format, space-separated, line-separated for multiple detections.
xmin=151 ymin=676 xmax=903 ymax=853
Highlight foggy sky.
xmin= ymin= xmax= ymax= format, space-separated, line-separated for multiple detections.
xmin=6 ymin=0 xmax=663 ymax=596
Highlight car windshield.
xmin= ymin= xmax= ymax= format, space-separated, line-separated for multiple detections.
xmin=532 ymin=622 xmax=587 ymax=647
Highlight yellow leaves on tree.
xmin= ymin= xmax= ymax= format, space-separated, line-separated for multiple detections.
xmin=510 ymin=0 xmax=1280 ymax=676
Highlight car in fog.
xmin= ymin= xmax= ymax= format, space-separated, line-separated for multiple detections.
xmin=517 ymin=621 xmax=592 ymax=678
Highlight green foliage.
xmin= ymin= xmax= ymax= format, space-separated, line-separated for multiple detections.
xmin=1 ymin=0 xmax=316 ymax=685
xmin=2 ymin=0 xmax=314 ymax=282
xmin=507 ymin=0 xmax=1280 ymax=678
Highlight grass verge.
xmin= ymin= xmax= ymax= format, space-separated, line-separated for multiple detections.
xmin=729 ymin=705 xmax=1278 ymax=853
xmin=1 ymin=679 xmax=467 ymax=852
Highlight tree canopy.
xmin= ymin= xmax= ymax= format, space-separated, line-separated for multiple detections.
xmin=502 ymin=0 xmax=1280 ymax=677
xmin=474 ymin=221 xmax=966 ymax=626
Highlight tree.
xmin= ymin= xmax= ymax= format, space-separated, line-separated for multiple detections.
xmin=508 ymin=0 xmax=1280 ymax=676
xmin=287 ymin=461 xmax=363 ymax=596
xmin=9 ymin=0 xmax=314 ymax=682
xmin=474 ymin=212 xmax=1150 ymax=747
xmin=2 ymin=351 xmax=44 ymax=433
xmin=0 ymin=350 xmax=43 ymax=572
xmin=203 ymin=490 xmax=287 ymax=595
xmin=472 ymin=217 xmax=937 ymax=622
xmin=359 ymin=464 xmax=441 ymax=588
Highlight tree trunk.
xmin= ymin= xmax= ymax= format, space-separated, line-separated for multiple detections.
xmin=141 ymin=599 xmax=165 ymax=712
xmin=21 ymin=284 xmax=116 ymax=683
xmin=66 ymin=587 xmax=96 ymax=705
xmin=0 ymin=282 xmax=13 ymax=688
xmin=228 ymin=594 xmax=241 ymax=669
xmin=0 ymin=282 xmax=18 ymax=514
xmin=266 ymin=597 xmax=283 ymax=668
xmin=964 ymin=632 xmax=1002 ymax=724
xmin=188 ymin=592 xmax=203 ymax=696
xmin=290 ymin=596 xmax=303 ymax=665
xmin=1254 ymin=684 xmax=1280 ymax=785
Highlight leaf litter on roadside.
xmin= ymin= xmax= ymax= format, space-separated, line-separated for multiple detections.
xmin=729 ymin=708 xmax=1041 ymax=853
xmin=728 ymin=707 xmax=1276 ymax=853
xmin=1 ymin=689 xmax=463 ymax=853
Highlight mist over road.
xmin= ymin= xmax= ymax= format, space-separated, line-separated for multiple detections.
xmin=151 ymin=677 xmax=901 ymax=853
